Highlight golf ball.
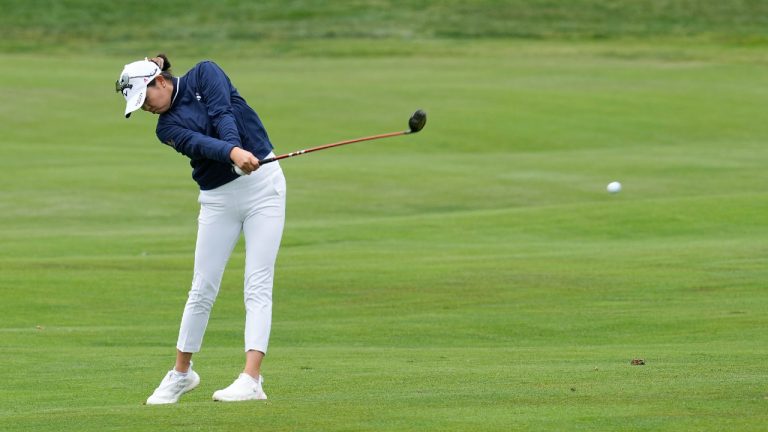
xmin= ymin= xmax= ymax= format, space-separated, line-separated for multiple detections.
xmin=234 ymin=165 xmax=246 ymax=176
xmin=607 ymin=181 xmax=622 ymax=194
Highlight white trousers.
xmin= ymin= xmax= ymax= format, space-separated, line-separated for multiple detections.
xmin=176 ymin=158 xmax=286 ymax=354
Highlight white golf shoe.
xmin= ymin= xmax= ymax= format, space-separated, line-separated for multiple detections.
xmin=212 ymin=373 xmax=267 ymax=402
xmin=146 ymin=363 xmax=200 ymax=405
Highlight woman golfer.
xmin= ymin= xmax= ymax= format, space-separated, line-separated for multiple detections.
xmin=116 ymin=54 xmax=285 ymax=404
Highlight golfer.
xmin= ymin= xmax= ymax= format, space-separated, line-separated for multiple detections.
xmin=116 ymin=54 xmax=286 ymax=404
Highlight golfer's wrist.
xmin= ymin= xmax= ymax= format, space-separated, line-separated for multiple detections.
xmin=230 ymin=146 xmax=244 ymax=163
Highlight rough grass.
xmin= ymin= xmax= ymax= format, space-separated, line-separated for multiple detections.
xmin=3 ymin=0 xmax=768 ymax=55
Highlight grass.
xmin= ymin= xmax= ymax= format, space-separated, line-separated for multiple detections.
xmin=4 ymin=0 xmax=768 ymax=55
xmin=1 ymin=29 xmax=768 ymax=432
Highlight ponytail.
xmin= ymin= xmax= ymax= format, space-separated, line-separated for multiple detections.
xmin=155 ymin=53 xmax=172 ymax=72
xmin=147 ymin=53 xmax=174 ymax=86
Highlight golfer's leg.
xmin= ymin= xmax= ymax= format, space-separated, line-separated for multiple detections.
xmin=174 ymin=350 xmax=193 ymax=373
xmin=176 ymin=194 xmax=242 ymax=354
xmin=242 ymin=170 xmax=286 ymax=375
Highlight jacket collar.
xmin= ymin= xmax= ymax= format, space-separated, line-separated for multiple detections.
xmin=170 ymin=77 xmax=181 ymax=107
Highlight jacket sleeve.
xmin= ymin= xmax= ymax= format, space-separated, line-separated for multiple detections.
xmin=197 ymin=61 xmax=242 ymax=148
xmin=157 ymin=121 xmax=236 ymax=163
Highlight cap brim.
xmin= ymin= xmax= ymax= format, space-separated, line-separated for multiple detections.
xmin=124 ymin=88 xmax=147 ymax=118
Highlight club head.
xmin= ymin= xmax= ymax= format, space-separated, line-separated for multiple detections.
xmin=408 ymin=109 xmax=427 ymax=133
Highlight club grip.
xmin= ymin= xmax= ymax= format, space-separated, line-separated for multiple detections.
xmin=258 ymin=156 xmax=277 ymax=165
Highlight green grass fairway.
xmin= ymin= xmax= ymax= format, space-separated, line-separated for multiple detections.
xmin=1 ymin=40 xmax=767 ymax=430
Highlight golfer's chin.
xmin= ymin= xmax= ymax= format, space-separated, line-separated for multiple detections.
xmin=143 ymin=106 xmax=169 ymax=115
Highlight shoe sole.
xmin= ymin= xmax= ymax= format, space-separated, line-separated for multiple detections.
xmin=212 ymin=392 xmax=267 ymax=402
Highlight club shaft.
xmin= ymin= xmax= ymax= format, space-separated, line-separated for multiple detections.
xmin=259 ymin=130 xmax=411 ymax=165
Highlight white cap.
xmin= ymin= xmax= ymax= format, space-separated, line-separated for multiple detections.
xmin=116 ymin=59 xmax=162 ymax=118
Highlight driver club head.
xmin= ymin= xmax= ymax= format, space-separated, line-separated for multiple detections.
xmin=408 ymin=109 xmax=427 ymax=133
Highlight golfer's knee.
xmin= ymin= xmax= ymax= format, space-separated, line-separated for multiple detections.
xmin=187 ymin=272 xmax=219 ymax=309
xmin=244 ymin=268 xmax=273 ymax=305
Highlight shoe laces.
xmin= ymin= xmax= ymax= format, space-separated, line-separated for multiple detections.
xmin=237 ymin=374 xmax=261 ymax=392
xmin=160 ymin=371 xmax=188 ymax=391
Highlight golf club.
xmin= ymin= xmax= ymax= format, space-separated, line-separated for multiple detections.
xmin=234 ymin=109 xmax=426 ymax=174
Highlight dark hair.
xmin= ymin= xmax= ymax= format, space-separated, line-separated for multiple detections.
xmin=148 ymin=53 xmax=174 ymax=86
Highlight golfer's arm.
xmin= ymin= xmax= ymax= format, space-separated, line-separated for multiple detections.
xmin=197 ymin=61 xmax=241 ymax=149
xmin=156 ymin=122 xmax=237 ymax=163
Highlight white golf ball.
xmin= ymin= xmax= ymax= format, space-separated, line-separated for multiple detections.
xmin=234 ymin=165 xmax=246 ymax=176
xmin=607 ymin=181 xmax=622 ymax=194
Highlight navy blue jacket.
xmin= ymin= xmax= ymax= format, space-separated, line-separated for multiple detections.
xmin=156 ymin=61 xmax=273 ymax=190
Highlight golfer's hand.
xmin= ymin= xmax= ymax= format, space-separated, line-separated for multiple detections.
xmin=230 ymin=147 xmax=260 ymax=174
